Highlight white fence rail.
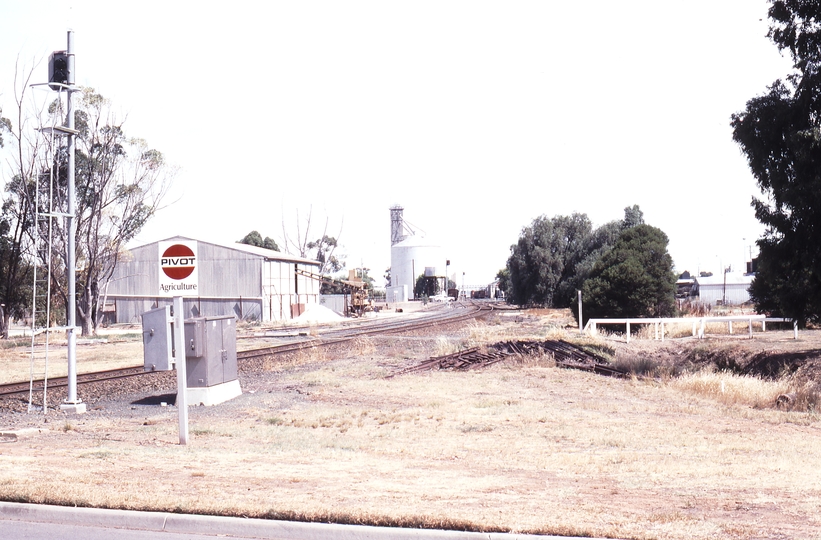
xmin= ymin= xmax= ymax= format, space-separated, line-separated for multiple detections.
xmin=583 ymin=315 xmax=797 ymax=342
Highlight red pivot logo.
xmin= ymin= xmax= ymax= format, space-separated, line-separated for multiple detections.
xmin=161 ymin=244 xmax=196 ymax=280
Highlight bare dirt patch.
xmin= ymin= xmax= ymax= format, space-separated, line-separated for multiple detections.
xmin=0 ymin=308 xmax=820 ymax=540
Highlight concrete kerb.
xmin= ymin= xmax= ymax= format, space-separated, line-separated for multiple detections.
xmin=0 ymin=501 xmax=609 ymax=540
xmin=0 ymin=501 xmax=169 ymax=531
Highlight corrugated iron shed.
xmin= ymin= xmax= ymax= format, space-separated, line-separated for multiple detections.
xmin=105 ymin=236 xmax=321 ymax=323
xmin=693 ymin=273 xmax=754 ymax=306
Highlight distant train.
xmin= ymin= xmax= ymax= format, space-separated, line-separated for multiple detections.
xmin=470 ymin=281 xmax=504 ymax=300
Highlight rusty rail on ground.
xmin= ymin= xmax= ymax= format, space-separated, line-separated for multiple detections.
xmin=388 ymin=340 xmax=624 ymax=378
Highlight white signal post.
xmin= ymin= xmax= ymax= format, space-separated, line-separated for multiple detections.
xmin=60 ymin=30 xmax=85 ymax=415
xmin=578 ymin=290 xmax=583 ymax=335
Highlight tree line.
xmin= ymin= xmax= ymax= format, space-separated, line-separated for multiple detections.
xmin=498 ymin=205 xmax=678 ymax=325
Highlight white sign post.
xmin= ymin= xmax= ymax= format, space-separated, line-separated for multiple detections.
xmin=158 ymin=240 xmax=198 ymax=445
xmin=173 ymin=296 xmax=188 ymax=445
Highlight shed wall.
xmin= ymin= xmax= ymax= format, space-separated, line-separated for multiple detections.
xmin=106 ymin=239 xmax=319 ymax=323
xmin=697 ymin=284 xmax=752 ymax=305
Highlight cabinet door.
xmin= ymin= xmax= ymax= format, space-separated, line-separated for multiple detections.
xmin=221 ymin=318 xmax=238 ymax=382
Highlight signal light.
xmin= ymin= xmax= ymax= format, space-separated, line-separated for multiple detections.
xmin=48 ymin=51 xmax=70 ymax=91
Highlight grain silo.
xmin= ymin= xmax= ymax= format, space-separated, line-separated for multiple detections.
xmin=386 ymin=207 xmax=443 ymax=301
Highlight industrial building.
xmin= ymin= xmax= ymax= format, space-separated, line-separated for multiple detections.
xmin=105 ymin=236 xmax=321 ymax=323
xmin=692 ymin=272 xmax=754 ymax=306
xmin=386 ymin=206 xmax=445 ymax=302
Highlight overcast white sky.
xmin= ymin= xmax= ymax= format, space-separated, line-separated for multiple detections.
xmin=0 ymin=1 xmax=795 ymax=287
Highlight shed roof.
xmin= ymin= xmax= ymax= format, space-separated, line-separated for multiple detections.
xmin=694 ymin=273 xmax=754 ymax=287
xmin=147 ymin=236 xmax=321 ymax=266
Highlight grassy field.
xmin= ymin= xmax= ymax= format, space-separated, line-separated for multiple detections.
xmin=0 ymin=310 xmax=819 ymax=539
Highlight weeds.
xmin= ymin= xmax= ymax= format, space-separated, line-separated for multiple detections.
xmin=0 ymin=338 xmax=33 ymax=350
xmin=434 ymin=337 xmax=460 ymax=357
xmin=610 ymin=356 xmax=665 ymax=378
xmin=296 ymin=344 xmax=326 ymax=365
xmin=683 ymin=343 xmax=746 ymax=373
xmin=460 ymin=424 xmax=494 ymax=433
xmin=671 ymin=371 xmax=792 ymax=409
xmin=79 ymin=450 xmax=113 ymax=459
xmin=351 ymin=336 xmax=376 ymax=356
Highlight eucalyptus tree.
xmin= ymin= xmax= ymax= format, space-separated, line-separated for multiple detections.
xmin=578 ymin=224 xmax=677 ymax=325
xmin=239 ymin=230 xmax=279 ymax=251
xmin=504 ymin=206 xmax=645 ymax=308
xmin=0 ymin=65 xmax=45 ymax=337
xmin=40 ymin=88 xmax=174 ymax=335
xmin=505 ymin=212 xmax=593 ymax=307
xmin=731 ymin=0 xmax=821 ymax=324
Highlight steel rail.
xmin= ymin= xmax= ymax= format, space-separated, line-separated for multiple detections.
xmin=388 ymin=339 xmax=625 ymax=378
xmin=0 ymin=366 xmax=151 ymax=398
xmin=237 ymin=301 xmax=490 ymax=360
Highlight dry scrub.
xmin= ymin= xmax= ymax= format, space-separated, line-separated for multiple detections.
xmin=0 ymin=309 xmax=820 ymax=539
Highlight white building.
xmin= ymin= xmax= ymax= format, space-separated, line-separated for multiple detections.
xmin=693 ymin=272 xmax=754 ymax=305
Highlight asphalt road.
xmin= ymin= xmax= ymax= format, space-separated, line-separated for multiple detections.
xmin=0 ymin=502 xmax=605 ymax=540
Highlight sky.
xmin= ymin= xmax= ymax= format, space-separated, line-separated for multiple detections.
xmin=0 ymin=1 xmax=796 ymax=288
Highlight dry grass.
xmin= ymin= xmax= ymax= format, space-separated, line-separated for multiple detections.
xmin=632 ymin=320 xmax=768 ymax=341
xmin=2 ymin=351 xmax=821 ymax=539
xmin=670 ymin=370 xmax=792 ymax=409
xmin=0 ymin=336 xmax=143 ymax=385
xmin=2 ymin=312 xmax=821 ymax=539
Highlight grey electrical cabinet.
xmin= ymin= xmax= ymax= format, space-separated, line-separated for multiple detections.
xmin=142 ymin=306 xmax=174 ymax=372
xmin=183 ymin=315 xmax=237 ymax=388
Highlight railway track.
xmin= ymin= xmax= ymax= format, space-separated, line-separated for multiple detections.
xmin=237 ymin=300 xmax=491 ymax=360
xmin=0 ymin=366 xmax=151 ymax=399
xmin=0 ymin=300 xmax=497 ymax=399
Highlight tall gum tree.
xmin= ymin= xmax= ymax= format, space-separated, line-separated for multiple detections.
xmin=506 ymin=212 xmax=593 ymax=308
xmin=42 ymin=88 xmax=174 ymax=335
xmin=731 ymin=0 xmax=821 ymax=324
xmin=504 ymin=206 xmax=644 ymax=308
xmin=0 ymin=61 xmax=47 ymax=338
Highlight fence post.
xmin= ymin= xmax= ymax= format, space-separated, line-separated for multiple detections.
xmin=626 ymin=321 xmax=630 ymax=343
xmin=577 ymin=290 xmax=583 ymax=335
